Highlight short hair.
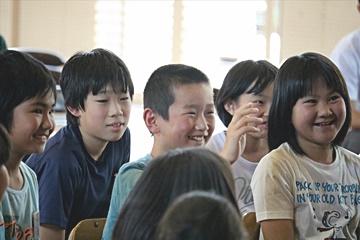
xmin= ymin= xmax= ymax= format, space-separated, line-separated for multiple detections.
xmin=155 ymin=191 xmax=248 ymax=240
xmin=143 ymin=64 xmax=210 ymax=120
xmin=268 ymin=52 xmax=351 ymax=154
xmin=216 ymin=60 xmax=278 ymax=127
xmin=0 ymin=50 xmax=57 ymax=131
xmin=112 ymin=148 xmax=237 ymax=240
xmin=0 ymin=125 xmax=10 ymax=165
xmin=60 ymin=48 xmax=134 ymax=125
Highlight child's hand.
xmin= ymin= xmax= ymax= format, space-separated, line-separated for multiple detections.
xmin=220 ymin=103 xmax=263 ymax=164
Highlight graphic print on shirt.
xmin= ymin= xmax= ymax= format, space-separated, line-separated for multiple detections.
xmin=235 ymin=176 xmax=253 ymax=213
xmin=296 ymin=180 xmax=359 ymax=240
xmin=316 ymin=210 xmax=348 ymax=239
xmin=3 ymin=214 xmax=36 ymax=240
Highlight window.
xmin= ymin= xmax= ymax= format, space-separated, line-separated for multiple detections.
xmin=95 ymin=0 xmax=269 ymax=92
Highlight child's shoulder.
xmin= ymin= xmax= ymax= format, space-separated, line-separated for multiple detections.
xmin=336 ymin=146 xmax=360 ymax=163
xmin=119 ymin=154 xmax=152 ymax=174
xmin=20 ymin=161 xmax=38 ymax=185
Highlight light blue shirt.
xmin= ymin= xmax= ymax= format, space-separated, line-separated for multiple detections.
xmin=102 ymin=154 xmax=152 ymax=240
xmin=0 ymin=162 xmax=39 ymax=240
xmin=0 ymin=213 xmax=4 ymax=240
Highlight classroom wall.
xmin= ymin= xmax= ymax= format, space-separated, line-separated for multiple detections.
xmin=1 ymin=0 xmax=359 ymax=63
xmin=0 ymin=0 xmax=96 ymax=58
xmin=278 ymin=0 xmax=360 ymax=62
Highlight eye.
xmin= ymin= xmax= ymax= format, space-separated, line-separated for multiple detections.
xmin=206 ymin=107 xmax=215 ymax=115
xmin=33 ymin=109 xmax=42 ymax=114
xmin=96 ymin=99 xmax=109 ymax=103
xmin=49 ymin=108 xmax=55 ymax=115
xmin=187 ymin=112 xmax=196 ymax=116
xmin=120 ymin=97 xmax=129 ymax=101
xmin=253 ymin=100 xmax=264 ymax=105
xmin=329 ymin=95 xmax=341 ymax=102
xmin=304 ymin=99 xmax=317 ymax=104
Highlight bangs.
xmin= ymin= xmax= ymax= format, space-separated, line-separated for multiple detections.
xmin=292 ymin=59 xmax=347 ymax=100
xmin=246 ymin=76 xmax=273 ymax=95
xmin=89 ymin=66 xmax=131 ymax=96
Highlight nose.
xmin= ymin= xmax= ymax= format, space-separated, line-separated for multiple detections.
xmin=42 ymin=112 xmax=55 ymax=131
xmin=109 ymin=101 xmax=123 ymax=117
xmin=194 ymin=115 xmax=209 ymax=131
xmin=318 ymin=101 xmax=332 ymax=117
xmin=263 ymin=102 xmax=271 ymax=117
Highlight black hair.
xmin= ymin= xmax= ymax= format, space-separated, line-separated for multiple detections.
xmin=0 ymin=126 xmax=10 ymax=165
xmin=60 ymin=48 xmax=134 ymax=125
xmin=154 ymin=191 xmax=247 ymax=240
xmin=0 ymin=50 xmax=56 ymax=131
xmin=143 ymin=64 xmax=210 ymax=120
xmin=112 ymin=148 xmax=237 ymax=240
xmin=268 ymin=52 xmax=351 ymax=154
xmin=216 ymin=60 xmax=278 ymax=127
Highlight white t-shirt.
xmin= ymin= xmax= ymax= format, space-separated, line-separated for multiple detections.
xmin=251 ymin=143 xmax=360 ymax=240
xmin=206 ymin=131 xmax=258 ymax=215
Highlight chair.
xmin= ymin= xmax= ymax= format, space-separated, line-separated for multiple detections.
xmin=68 ymin=218 xmax=106 ymax=240
xmin=242 ymin=212 xmax=260 ymax=240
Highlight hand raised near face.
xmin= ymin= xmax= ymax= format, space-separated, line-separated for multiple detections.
xmin=220 ymin=103 xmax=263 ymax=164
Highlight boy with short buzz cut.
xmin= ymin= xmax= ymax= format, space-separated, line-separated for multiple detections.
xmin=102 ymin=64 xmax=216 ymax=239
xmin=0 ymin=50 xmax=57 ymax=240
xmin=26 ymin=48 xmax=134 ymax=240
xmin=103 ymin=63 xmax=263 ymax=239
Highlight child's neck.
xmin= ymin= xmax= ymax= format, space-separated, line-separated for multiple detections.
xmin=79 ymin=127 xmax=109 ymax=161
xmin=242 ymin=137 xmax=269 ymax=163
xmin=302 ymin=145 xmax=334 ymax=164
xmin=6 ymin=154 xmax=24 ymax=190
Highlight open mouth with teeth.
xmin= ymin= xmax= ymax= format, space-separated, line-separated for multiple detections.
xmin=109 ymin=123 xmax=123 ymax=127
xmin=189 ymin=136 xmax=205 ymax=142
xmin=34 ymin=134 xmax=48 ymax=141
xmin=315 ymin=121 xmax=334 ymax=126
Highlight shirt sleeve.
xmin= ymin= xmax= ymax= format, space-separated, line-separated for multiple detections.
xmin=251 ymin=154 xmax=295 ymax=222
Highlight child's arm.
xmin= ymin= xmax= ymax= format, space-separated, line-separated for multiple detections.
xmin=40 ymin=224 xmax=65 ymax=240
xmin=220 ymin=103 xmax=263 ymax=164
xmin=260 ymin=219 xmax=294 ymax=240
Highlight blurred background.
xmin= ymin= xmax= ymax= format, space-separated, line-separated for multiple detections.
xmin=1 ymin=0 xmax=358 ymax=160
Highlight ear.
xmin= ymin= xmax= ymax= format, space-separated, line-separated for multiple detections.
xmin=224 ymin=99 xmax=236 ymax=116
xmin=66 ymin=106 xmax=81 ymax=117
xmin=143 ymin=108 xmax=160 ymax=134
xmin=357 ymin=3 xmax=360 ymax=13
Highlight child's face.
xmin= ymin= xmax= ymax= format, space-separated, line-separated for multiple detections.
xmin=76 ymin=84 xmax=132 ymax=144
xmin=292 ymin=82 xmax=346 ymax=149
xmin=234 ymin=82 xmax=274 ymax=139
xmin=8 ymin=91 xmax=56 ymax=157
xmin=0 ymin=164 xmax=9 ymax=200
xmin=156 ymin=83 xmax=215 ymax=151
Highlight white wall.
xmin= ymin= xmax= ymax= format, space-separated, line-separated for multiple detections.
xmin=1 ymin=0 xmax=359 ymax=63
xmin=1 ymin=0 xmax=96 ymax=59
xmin=278 ymin=0 xmax=359 ymax=61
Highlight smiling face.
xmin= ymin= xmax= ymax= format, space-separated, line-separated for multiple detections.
xmin=8 ymin=91 xmax=56 ymax=158
xmin=154 ymin=83 xmax=215 ymax=152
xmin=71 ymin=84 xmax=132 ymax=146
xmin=292 ymin=82 xmax=346 ymax=151
xmin=232 ymin=82 xmax=274 ymax=139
